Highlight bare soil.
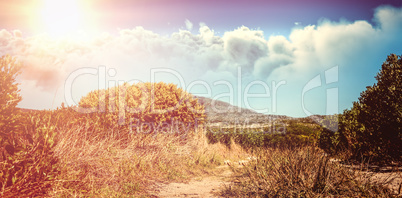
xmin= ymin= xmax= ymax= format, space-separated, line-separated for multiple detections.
xmin=153 ymin=165 xmax=232 ymax=198
xmin=152 ymin=159 xmax=401 ymax=197
xmin=330 ymin=159 xmax=402 ymax=195
xmin=352 ymin=165 xmax=402 ymax=195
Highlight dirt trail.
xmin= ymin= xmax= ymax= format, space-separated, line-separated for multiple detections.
xmin=154 ymin=165 xmax=232 ymax=198
xmin=154 ymin=160 xmax=402 ymax=197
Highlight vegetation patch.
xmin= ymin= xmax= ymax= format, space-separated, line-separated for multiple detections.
xmin=220 ymin=147 xmax=397 ymax=197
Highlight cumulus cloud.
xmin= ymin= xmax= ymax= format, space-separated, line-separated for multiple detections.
xmin=221 ymin=26 xmax=268 ymax=73
xmin=374 ymin=5 xmax=402 ymax=33
xmin=254 ymin=35 xmax=294 ymax=77
xmin=0 ymin=5 xmax=401 ymax=111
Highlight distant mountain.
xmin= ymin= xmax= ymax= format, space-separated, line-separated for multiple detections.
xmin=17 ymin=96 xmax=293 ymax=125
xmin=194 ymin=96 xmax=289 ymax=124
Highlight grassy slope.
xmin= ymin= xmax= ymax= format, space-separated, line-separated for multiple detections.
xmin=11 ymin=100 xmax=401 ymax=197
xmin=220 ymin=147 xmax=399 ymax=197
xmin=46 ymin=125 xmax=248 ymax=197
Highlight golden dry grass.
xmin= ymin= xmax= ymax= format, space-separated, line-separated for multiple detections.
xmin=220 ymin=147 xmax=399 ymax=198
xmin=47 ymin=125 xmax=248 ymax=197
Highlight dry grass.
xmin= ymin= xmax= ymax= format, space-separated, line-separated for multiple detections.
xmin=47 ymin=125 xmax=247 ymax=197
xmin=220 ymin=147 xmax=399 ymax=198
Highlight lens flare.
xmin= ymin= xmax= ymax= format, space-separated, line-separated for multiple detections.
xmin=40 ymin=0 xmax=85 ymax=37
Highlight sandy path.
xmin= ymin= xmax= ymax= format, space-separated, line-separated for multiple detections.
xmin=152 ymin=159 xmax=401 ymax=197
xmin=154 ymin=165 xmax=232 ymax=198
xmin=330 ymin=159 xmax=402 ymax=195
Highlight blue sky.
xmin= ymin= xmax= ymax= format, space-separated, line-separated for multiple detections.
xmin=0 ymin=0 xmax=401 ymax=117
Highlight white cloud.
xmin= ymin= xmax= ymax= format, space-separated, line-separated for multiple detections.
xmin=253 ymin=35 xmax=294 ymax=77
xmin=221 ymin=26 xmax=268 ymax=73
xmin=0 ymin=5 xmax=401 ymax=113
xmin=374 ymin=5 xmax=402 ymax=32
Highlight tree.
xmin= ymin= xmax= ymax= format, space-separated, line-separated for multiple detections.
xmin=356 ymin=54 xmax=402 ymax=160
xmin=0 ymin=55 xmax=60 ymax=196
xmin=319 ymin=54 xmax=402 ymax=161
xmin=0 ymin=55 xmax=22 ymax=156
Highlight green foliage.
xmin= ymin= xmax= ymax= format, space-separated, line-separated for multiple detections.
xmin=220 ymin=147 xmax=395 ymax=197
xmin=1 ymin=110 xmax=61 ymax=197
xmin=318 ymin=54 xmax=402 ymax=161
xmin=78 ymin=82 xmax=205 ymax=134
xmin=356 ymin=54 xmax=402 ymax=160
xmin=206 ymin=120 xmax=319 ymax=149
xmin=0 ymin=73 xmax=207 ymax=196
xmin=0 ymin=55 xmax=22 ymax=155
xmin=317 ymin=115 xmax=348 ymax=155
xmin=0 ymin=55 xmax=61 ymax=197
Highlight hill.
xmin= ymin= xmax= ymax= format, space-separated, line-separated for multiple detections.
xmin=194 ymin=96 xmax=289 ymax=124
xmin=18 ymin=96 xmax=291 ymax=125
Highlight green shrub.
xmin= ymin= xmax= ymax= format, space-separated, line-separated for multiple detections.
xmin=206 ymin=120 xmax=318 ymax=149
xmin=220 ymin=147 xmax=395 ymax=197
xmin=78 ymin=82 xmax=205 ymax=135
xmin=318 ymin=54 xmax=402 ymax=162
xmin=0 ymin=55 xmax=60 ymax=197
xmin=0 ymin=55 xmax=22 ymax=156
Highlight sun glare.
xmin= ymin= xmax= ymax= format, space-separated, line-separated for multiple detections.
xmin=39 ymin=0 xmax=87 ymax=37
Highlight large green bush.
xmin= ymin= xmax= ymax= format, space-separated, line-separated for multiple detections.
xmin=78 ymin=82 xmax=205 ymax=135
xmin=0 ymin=55 xmax=60 ymax=197
xmin=0 ymin=55 xmax=22 ymax=154
xmin=319 ymin=54 xmax=402 ymax=161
